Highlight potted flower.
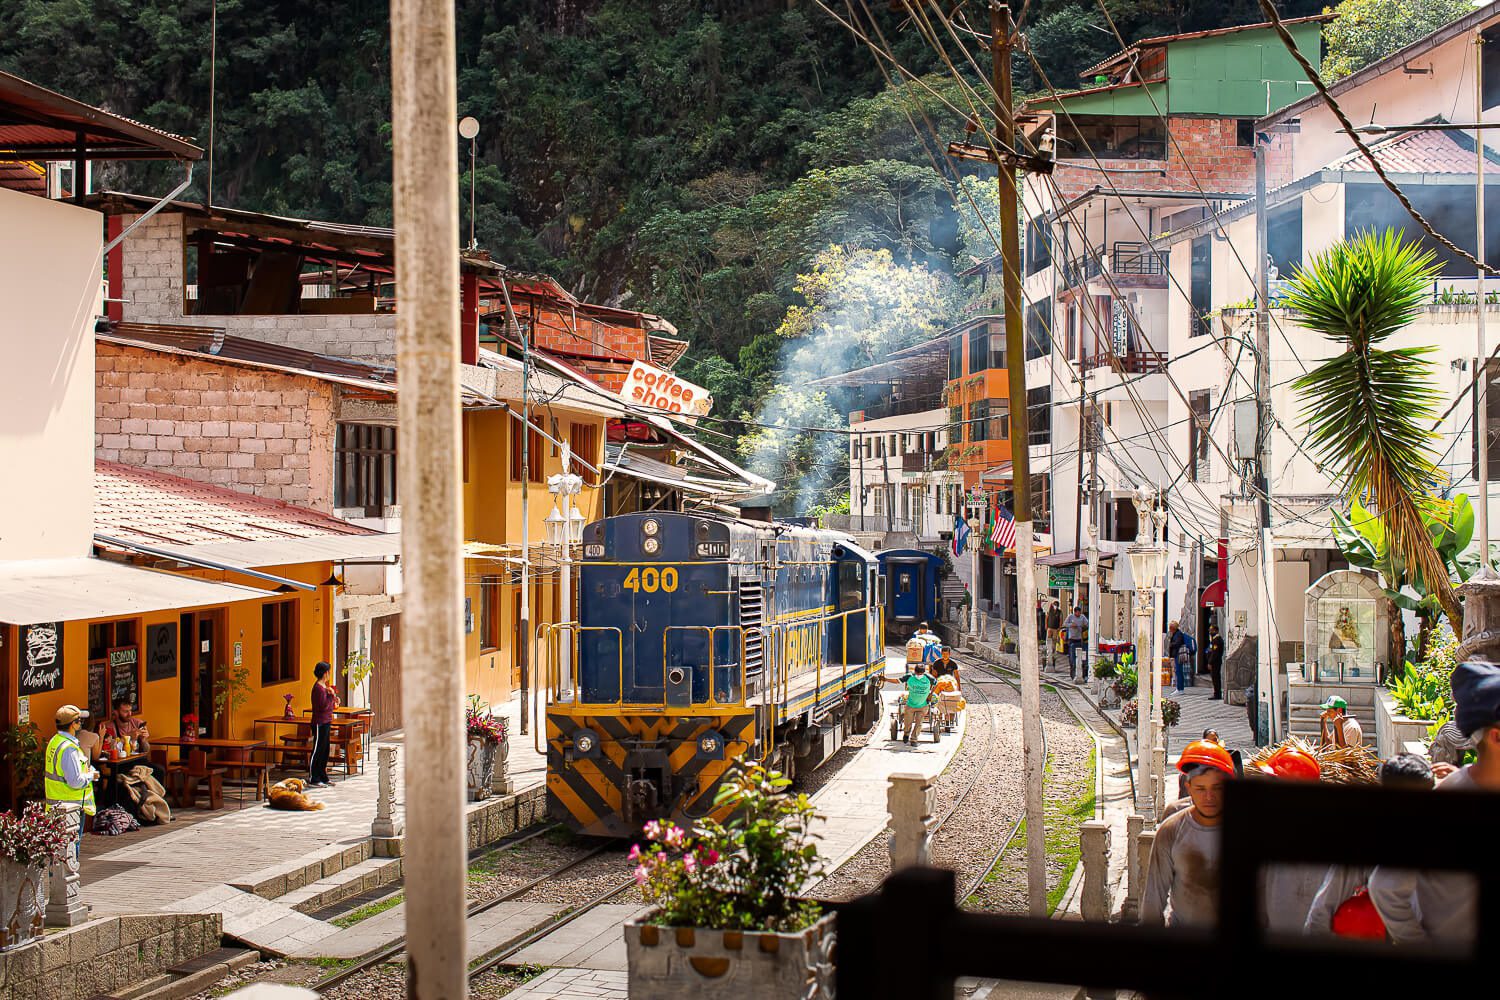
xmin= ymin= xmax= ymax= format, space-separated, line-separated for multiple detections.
xmin=181 ymin=713 xmax=199 ymax=742
xmin=0 ymin=803 xmax=73 ymax=949
xmin=625 ymin=763 xmax=833 ymax=999
xmin=465 ymin=696 xmax=506 ymax=801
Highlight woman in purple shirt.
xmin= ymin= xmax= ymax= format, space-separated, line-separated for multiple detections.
xmin=309 ymin=661 xmax=338 ymax=787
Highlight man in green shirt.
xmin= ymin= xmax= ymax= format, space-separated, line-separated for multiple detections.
xmin=885 ymin=662 xmax=935 ymax=745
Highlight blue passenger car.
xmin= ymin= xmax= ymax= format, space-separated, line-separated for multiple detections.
xmin=878 ymin=548 xmax=944 ymax=642
xmin=541 ymin=511 xmax=887 ymax=837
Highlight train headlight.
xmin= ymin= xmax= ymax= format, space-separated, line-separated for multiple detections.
xmin=694 ymin=730 xmax=726 ymax=760
xmin=642 ymin=518 xmax=660 ymax=537
xmin=571 ymin=729 xmax=601 ymax=758
xmin=642 ymin=537 xmax=661 ymax=554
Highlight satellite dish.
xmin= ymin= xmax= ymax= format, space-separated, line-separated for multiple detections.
xmin=458 ymin=116 xmax=480 ymax=140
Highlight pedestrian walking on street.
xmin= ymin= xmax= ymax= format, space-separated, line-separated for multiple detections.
xmin=1205 ymin=624 xmax=1225 ymax=700
xmin=1062 ymin=605 xmax=1087 ymax=680
xmin=1141 ymin=739 xmax=1234 ymax=927
xmin=1045 ymin=601 xmax=1062 ymax=669
xmin=1167 ymin=621 xmax=1195 ymax=693
xmin=309 ymin=661 xmax=338 ymax=787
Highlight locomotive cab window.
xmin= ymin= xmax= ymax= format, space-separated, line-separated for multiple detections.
xmin=838 ymin=561 xmax=865 ymax=612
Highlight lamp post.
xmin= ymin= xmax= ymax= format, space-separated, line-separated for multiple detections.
xmin=548 ymin=443 xmax=585 ymax=700
xmin=1128 ymin=489 xmax=1167 ymax=820
xmin=1148 ymin=505 xmax=1168 ymax=818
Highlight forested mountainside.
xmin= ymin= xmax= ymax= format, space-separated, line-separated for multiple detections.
xmin=2 ymin=0 xmax=1343 ymax=505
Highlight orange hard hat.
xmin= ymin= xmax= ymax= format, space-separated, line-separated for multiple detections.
xmin=1177 ymin=739 xmax=1235 ymax=776
xmin=1331 ymin=888 xmax=1386 ymax=940
xmin=1257 ymin=746 xmax=1321 ymax=781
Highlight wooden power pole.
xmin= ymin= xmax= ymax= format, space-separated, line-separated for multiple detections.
xmin=992 ymin=1 xmax=1047 ymax=915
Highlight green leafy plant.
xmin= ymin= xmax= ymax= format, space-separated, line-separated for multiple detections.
xmin=633 ymin=762 xmax=823 ymax=933
xmin=1119 ymin=697 xmax=1180 ymax=729
xmin=1112 ymin=663 xmax=1138 ymax=701
xmin=212 ymin=663 xmax=253 ymax=736
xmin=0 ymin=723 xmax=45 ymax=806
xmin=1388 ymin=627 xmax=1458 ymax=722
xmin=1092 ymin=658 xmax=1117 ymax=680
xmin=1287 ymin=229 xmax=1460 ymax=633
xmin=344 ymin=649 xmax=375 ymax=691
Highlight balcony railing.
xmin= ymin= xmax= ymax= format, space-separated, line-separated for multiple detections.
xmin=824 ymin=514 xmax=916 ymax=533
xmin=853 ymin=395 xmax=942 ymax=422
xmin=1111 ymin=241 xmax=1165 ymax=275
xmin=1083 ymin=350 xmax=1168 ymax=374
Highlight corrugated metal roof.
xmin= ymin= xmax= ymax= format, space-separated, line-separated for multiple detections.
xmin=1078 ymin=14 xmax=1334 ymax=80
xmin=647 ymin=335 xmax=691 ymax=369
xmin=0 ymin=69 xmax=201 ymax=161
xmin=0 ymin=557 xmax=267 ymax=625
xmin=163 ymin=532 xmax=402 ymax=570
xmin=604 ymin=444 xmax=761 ymax=497
xmin=105 ymin=322 xmax=398 ymax=384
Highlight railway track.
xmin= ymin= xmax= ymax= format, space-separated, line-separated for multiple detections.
xmin=314 ymin=833 xmax=631 ymax=992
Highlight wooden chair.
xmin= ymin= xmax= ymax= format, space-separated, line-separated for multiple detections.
xmin=150 ymin=748 xmax=185 ymax=802
xmin=278 ymin=722 xmax=312 ymax=774
xmin=177 ymin=749 xmax=226 ymax=810
xmin=213 ymin=755 xmax=271 ymax=802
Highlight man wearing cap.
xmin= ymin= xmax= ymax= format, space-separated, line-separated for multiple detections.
xmin=1319 ymin=696 xmax=1363 ymax=747
xmin=46 ymin=705 xmax=99 ymax=855
xmin=1367 ymin=660 xmax=1500 ymax=946
xmin=1141 ymin=740 xmax=1234 ymax=927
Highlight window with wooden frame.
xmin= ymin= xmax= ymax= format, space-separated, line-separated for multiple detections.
xmin=509 ymin=421 xmax=546 ymax=483
xmin=260 ymin=600 xmax=298 ymax=685
xmin=480 ymin=576 xmax=502 ymax=651
xmin=335 ymin=423 xmax=397 ymax=516
xmin=87 ymin=619 xmax=140 ymax=720
xmin=569 ymin=421 xmax=600 ymax=485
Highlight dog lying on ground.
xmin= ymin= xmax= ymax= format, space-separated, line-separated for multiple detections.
xmin=267 ymin=778 xmax=325 ymax=811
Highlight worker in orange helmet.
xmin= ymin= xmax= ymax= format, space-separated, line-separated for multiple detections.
xmin=1256 ymin=744 xmax=1326 ymax=932
xmin=1140 ymin=739 xmax=1234 ymax=927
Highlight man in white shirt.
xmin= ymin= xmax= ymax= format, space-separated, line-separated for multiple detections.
xmin=1141 ymin=739 xmax=1236 ymax=927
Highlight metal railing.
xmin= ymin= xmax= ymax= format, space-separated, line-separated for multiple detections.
xmin=834 ymin=779 xmax=1500 ymax=999
xmin=1111 ymin=241 xmax=1165 ymax=275
xmin=1083 ymin=350 xmax=1168 ymax=374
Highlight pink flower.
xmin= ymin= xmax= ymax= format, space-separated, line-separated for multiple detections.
xmin=701 ymin=848 xmax=720 ymax=866
xmin=683 ymin=854 xmax=697 ymax=874
xmin=664 ymin=824 xmax=685 ymax=848
xmin=627 ymin=844 xmax=641 ymax=861
xmin=634 ymin=864 xmax=649 ymax=886
xmin=643 ymin=820 xmax=661 ymax=841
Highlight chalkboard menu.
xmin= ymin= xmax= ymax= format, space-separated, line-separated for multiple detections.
xmin=145 ymin=623 xmax=177 ymax=682
xmin=88 ymin=660 xmax=108 ymax=721
xmin=110 ymin=647 xmax=139 ymax=708
xmin=18 ymin=622 xmax=64 ymax=695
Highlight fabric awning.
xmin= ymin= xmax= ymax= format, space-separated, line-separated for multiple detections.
xmin=1201 ymin=578 xmax=1226 ymax=608
xmin=0 ymin=558 xmax=270 ymax=626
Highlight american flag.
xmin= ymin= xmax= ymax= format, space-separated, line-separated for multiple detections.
xmin=990 ymin=505 xmax=1016 ymax=551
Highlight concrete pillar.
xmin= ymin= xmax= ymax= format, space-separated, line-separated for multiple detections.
xmin=391 ymin=0 xmax=467 ymax=992
xmin=1122 ymin=812 xmax=1145 ymax=920
xmin=1079 ymin=819 xmax=1111 ymax=922
xmin=1135 ymin=828 xmax=1156 ymax=922
xmin=45 ymin=804 xmax=88 ymax=927
xmin=371 ymin=745 xmax=405 ymax=857
xmin=1458 ymin=573 xmax=1500 ymax=662
xmin=491 ymin=735 xmax=514 ymax=796
xmin=887 ymin=772 xmax=936 ymax=871
xmin=1152 ymin=744 xmax=1168 ymax=820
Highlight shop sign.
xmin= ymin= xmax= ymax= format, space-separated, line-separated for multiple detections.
xmin=1047 ymin=566 xmax=1076 ymax=590
xmin=146 ymin=623 xmax=178 ymax=682
xmin=618 ymin=361 xmax=712 ymax=417
xmin=18 ymin=622 xmax=63 ymax=695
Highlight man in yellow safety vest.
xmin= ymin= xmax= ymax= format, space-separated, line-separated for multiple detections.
xmin=45 ymin=705 xmax=98 ymax=854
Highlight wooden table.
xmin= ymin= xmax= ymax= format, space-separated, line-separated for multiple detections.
xmin=149 ymin=737 xmax=269 ymax=807
xmin=255 ymin=717 xmax=365 ymax=777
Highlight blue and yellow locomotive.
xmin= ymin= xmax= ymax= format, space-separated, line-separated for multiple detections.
xmin=539 ymin=511 xmax=886 ymax=837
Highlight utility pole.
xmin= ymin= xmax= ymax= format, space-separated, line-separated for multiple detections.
xmin=992 ymin=2 xmax=1047 ymax=916
xmin=391 ymin=0 xmax=466 ymax=994
xmin=1085 ymin=395 xmax=1100 ymax=683
xmin=1253 ymin=138 xmax=1276 ymax=746
xmin=1477 ymin=30 xmax=1492 ymax=573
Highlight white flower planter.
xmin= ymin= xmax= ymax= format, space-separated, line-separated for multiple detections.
xmin=0 ymin=860 xmax=46 ymax=951
xmin=625 ymin=911 xmax=835 ymax=999
xmin=1375 ymin=689 xmax=1433 ymax=759
xmin=466 ymin=737 xmax=496 ymax=802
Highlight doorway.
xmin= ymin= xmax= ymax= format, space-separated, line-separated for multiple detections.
xmin=369 ymin=613 xmax=402 ymax=735
xmin=335 ymin=620 xmax=350 ymax=705
xmin=179 ymin=611 xmax=222 ymax=737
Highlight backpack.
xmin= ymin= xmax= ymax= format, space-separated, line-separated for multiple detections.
xmin=1183 ymin=633 xmax=1197 ymax=656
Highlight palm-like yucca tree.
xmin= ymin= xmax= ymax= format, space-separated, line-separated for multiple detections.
xmin=1285 ymin=229 xmax=1462 ymax=632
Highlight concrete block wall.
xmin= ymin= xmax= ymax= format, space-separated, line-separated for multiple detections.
xmin=116 ymin=212 xmax=399 ymax=363
xmin=0 ymin=912 xmax=222 ymax=1000
xmin=95 ymin=341 xmax=337 ymax=510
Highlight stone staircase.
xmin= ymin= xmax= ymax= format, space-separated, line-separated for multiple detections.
xmin=1286 ymin=672 xmax=1377 ymax=745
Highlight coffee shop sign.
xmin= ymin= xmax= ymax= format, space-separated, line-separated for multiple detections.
xmin=618 ymin=361 xmax=712 ymax=418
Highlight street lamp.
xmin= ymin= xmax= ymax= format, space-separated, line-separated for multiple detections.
xmin=548 ymin=444 xmax=585 ymax=699
xmin=1129 ymin=489 xmax=1168 ymax=820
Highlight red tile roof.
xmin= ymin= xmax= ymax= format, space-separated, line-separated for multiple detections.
xmin=1327 ymin=126 xmax=1500 ymax=175
xmin=94 ymin=460 xmax=373 ymax=549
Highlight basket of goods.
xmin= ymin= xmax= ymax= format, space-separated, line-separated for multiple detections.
xmin=1247 ymin=735 xmax=1381 ymax=784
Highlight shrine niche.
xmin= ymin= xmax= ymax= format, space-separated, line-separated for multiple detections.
xmin=1302 ymin=570 xmax=1387 ymax=682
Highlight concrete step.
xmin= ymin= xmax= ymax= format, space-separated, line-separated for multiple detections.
xmin=116 ymin=948 xmax=260 ymax=1000
xmin=278 ymin=855 xmax=404 ymax=913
